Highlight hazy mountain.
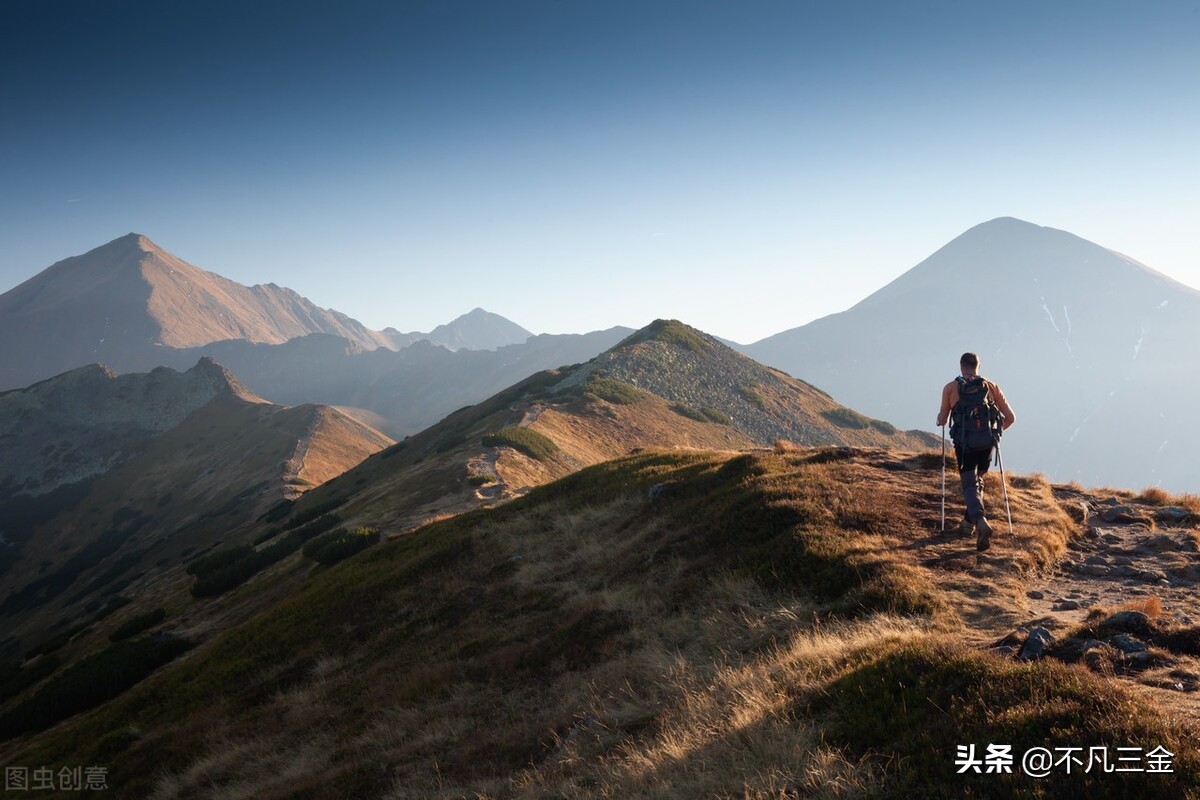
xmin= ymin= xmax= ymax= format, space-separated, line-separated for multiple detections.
xmin=0 ymin=235 xmax=569 ymax=426
xmin=0 ymin=358 xmax=392 ymax=648
xmin=0 ymin=234 xmax=407 ymax=389
xmin=417 ymin=307 xmax=533 ymax=351
xmin=145 ymin=327 xmax=635 ymax=437
xmin=376 ymin=308 xmax=534 ymax=352
xmin=746 ymin=217 xmax=1200 ymax=492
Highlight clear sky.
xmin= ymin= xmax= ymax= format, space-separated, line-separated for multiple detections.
xmin=2 ymin=0 xmax=1198 ymax=343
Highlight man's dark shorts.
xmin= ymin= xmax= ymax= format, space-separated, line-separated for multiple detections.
xmin=955 ymin=445 xmax=993 ymax=475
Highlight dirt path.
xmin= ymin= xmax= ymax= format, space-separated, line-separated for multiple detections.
xmin=466 ymin=450 xmax=504 ymax=501
xmin=518 ymin=403 xmax=547 ymax=428
xmin=1024 ymin=489 xmax=1198 ymax=629
xmin=912 ymin=474 xmax=1200 ymax=726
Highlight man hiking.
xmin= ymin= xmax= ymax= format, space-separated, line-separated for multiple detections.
xmin=936 ymin=352 xmax=1016 ymax=551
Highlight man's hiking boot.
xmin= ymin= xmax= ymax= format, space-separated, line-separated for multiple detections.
xmin=958 ymin=518 xmax=974 ymax=538
xmin=976 ymin=516 xmax=994 ymax=552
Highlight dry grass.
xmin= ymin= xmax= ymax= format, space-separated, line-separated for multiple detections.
xmin=1136 ymin=486 xmax=1172 ymax=506
xmin=10 ymin=448 xmax=1198 ymax=798
xmin=773 ymin=438 xmax=800 ymax=454
xmin=1122 ymin=595 xmax=1165 ymax=619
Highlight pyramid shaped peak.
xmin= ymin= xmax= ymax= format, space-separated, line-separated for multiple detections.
xmin=92 ymin=232 xmax=164 ymax=256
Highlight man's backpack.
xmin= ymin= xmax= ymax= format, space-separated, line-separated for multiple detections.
xmin=949 ymin=376 xmax=1002 ymax=452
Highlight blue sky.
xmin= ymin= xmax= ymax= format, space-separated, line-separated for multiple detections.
xmin=2 ymin=0 xmax=1198 ymax=342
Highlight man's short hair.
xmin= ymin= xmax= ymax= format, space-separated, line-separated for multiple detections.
xmin=960 ymin=352 xmax=979 ymax=368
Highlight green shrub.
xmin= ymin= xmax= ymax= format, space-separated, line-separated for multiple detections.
xmin=0 ymin=636 xmax=193 ymax=741
xmin=821 ymin=407 xmax=872 ymax=429
xmin=258 ymin=499 xmax=294 ymax=524
xmin=820 ymin=408 xmax=897 ymax=434
xmin=581 ymin=376 xmax=642 ymax=405
xmin=739 ymin=386 xmax=767 ymax=410
xmin=868 ymin=418 xmax=897 ymax=435
xmin=670 ymin=404 xmax=708 ymax=422
xmin=186 ymin=545 xmax=254 ymax=576
xmin=303 ymin=527 xmax=381 ymax=566
xmin=108 ymin=608 xmax=166 ymax=642
xmin=279 ymin=496 xmax=348 ymax=532
xmin=672 ymin=404 xmax=732 ymax=425
xmin=467 ymin=473 xmax=496 ymax=486
xmin=91 ymin=595 xmax=132 ymax=621
xmin=191 ymin=514 xmax=344 ymax=597
xmin=191 ymin=556 xmax=264 ymax=597
xmin=0 ymin=521 xmax=143 ymax=615
xmin=630 ymin=319 xmax=709 ymax=352
xmin=23 ymin=622 xmax=90 ymax=660
xmin=482 ymin=427 xmax=558 ymax=461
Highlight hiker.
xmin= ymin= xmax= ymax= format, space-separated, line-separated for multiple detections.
xmin=936 ymin=352 xmax=1015 ymax=551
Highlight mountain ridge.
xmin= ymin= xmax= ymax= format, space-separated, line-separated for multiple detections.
xmin=0 ymin=235 xmax=538 ymax=390
xmin=0 ymin=357 xmax=263 ymax=498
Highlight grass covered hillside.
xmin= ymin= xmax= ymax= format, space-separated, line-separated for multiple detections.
xmin=552 ymin=320 xmax=936 ymax=451
xmin=6 ymin=447 xmax=1198 ymax=798
xmin=288 ymin=318 xmax=935 ymax=543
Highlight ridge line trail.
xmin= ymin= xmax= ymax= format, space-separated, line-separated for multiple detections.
xmin=900 ymin=457 xmax=1200 ymax=723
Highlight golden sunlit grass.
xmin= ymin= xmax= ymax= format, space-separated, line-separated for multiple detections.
xmin=1136 ymin=486 xmax=1172 ymax=506
xmin=1122 ymin=595 xmax=1165 ymax=619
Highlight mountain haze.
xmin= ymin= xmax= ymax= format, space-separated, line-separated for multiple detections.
xmin=0 ymin=235 xmax=539 ymax=391
xmin=747 ymin=217 xmax=1200 ymax=491
xmin=143 ymin=328 xmax=634 ymax=437
xmin=419 ymin=307 xmax=533 ymax=351
xmin=0 ymin=234 xmax=403 ymax=388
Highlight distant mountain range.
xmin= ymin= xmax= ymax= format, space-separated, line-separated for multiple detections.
xmin=5 ymin=221 xmax=1198 ymax=490
xmin=145 ymin=327 xmax=633 ymax=437
xmin=0 ymin=235 xmax=620 ymax=436
xmin=745 ymin=217 xmax=1200 ymax=491
xmin=0 ymin=234 xmax=535 ymax=391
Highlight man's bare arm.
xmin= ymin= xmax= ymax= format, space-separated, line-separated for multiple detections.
xmin=991 ymin=383 xmax=1016 ymax=430
xmin=936 ymin=382 xmax=954 ymax=427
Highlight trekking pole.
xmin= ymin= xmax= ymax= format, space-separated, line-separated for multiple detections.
xmin=940 ymin=424 xmax=946 ymax=532
xmin=996 ymin=441 xmax=1014 ymax=537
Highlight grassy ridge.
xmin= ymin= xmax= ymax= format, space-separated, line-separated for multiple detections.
xmin=7 ymin=449 xmax=1197 ymax=798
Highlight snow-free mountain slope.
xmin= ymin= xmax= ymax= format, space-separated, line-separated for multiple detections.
xmin=0 ymin=234 xmax=397 ymax=389
xmin=746 ymin=217 xmax=1200 ymax=491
